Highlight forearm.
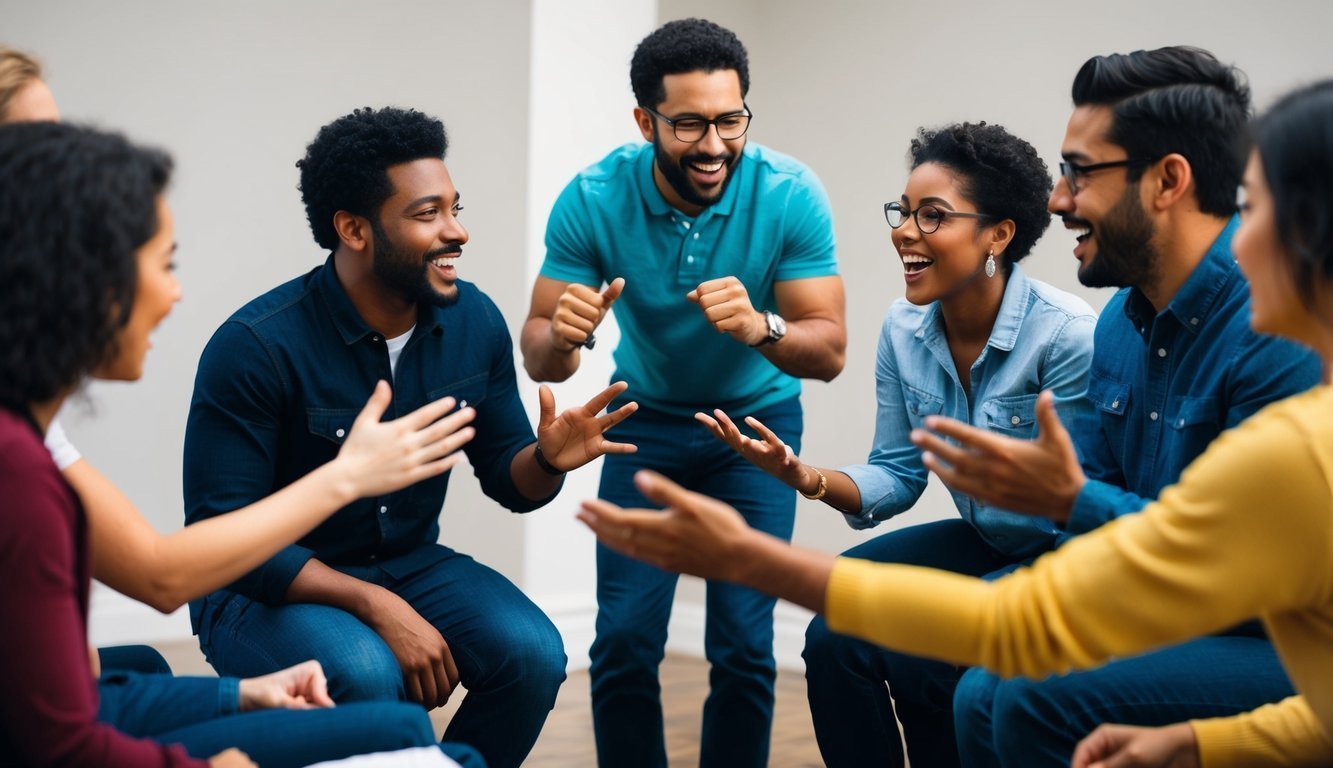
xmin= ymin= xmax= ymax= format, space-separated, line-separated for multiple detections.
xmin=790 ymin=464 xmax=862 ymax=515
xmin=283 ymin=557 xmax=388 ymax=620
xmin=510 ymin=441 xmax=564 ymax=502
xmin=757 ymin=316 xmax=846 ymax=381
xmin=521 ymin=317 xmax=581 ymax=382
xmin=89 ymin=458 xmax=356 ymax=612
xmin=729 ymin=528 xmax=836 ymax=615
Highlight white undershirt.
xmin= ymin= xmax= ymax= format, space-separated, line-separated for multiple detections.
xmin=386 ymin=326 xmax=415 ymax=378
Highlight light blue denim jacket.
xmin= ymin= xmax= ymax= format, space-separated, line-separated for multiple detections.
xmin=839 ymin=265 xmax=1096 ymax=557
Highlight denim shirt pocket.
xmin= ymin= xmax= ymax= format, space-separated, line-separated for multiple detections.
xmin=307 ymin=407 xmax=364 ymax=446
xmin=981 ymin=393 xmax=1040 ymax=437
xmin=426 ymin=372 xmax=489 ymax=411
xmin=1168 ymin=396 xmax=1220 ymax=433
xmin=1086 ymin=371 xmax=1131 ymax=454
xmin=903 ymin=385 xmax=944 ymax=429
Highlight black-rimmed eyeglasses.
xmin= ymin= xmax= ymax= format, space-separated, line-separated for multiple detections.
xmin=1059 ymin=157 xmax=1157 ymax=194
xmin=884 ymin=202 xmax=995 ymax=234
xmin=640 ymin=104 xmax=753 ymax=142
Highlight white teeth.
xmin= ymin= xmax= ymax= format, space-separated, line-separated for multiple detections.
xmin=431 ymin=256 xmax=455 ymax=267
xmin=1069 ymin=226 xmax=1092 ymax=238
xmin=692 ymin=161 xmax=724 ymax=173
xmin=901 ymin=254 xmax=933 ymax=265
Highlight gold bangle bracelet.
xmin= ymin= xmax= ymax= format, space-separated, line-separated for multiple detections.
xmin=800 ymin=468 xmax=828 ymax=500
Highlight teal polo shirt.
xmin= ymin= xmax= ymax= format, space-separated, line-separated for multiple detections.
xmin=541 ymin=142 xmax=838 ymax=417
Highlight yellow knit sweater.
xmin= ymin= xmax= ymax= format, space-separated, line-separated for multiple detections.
xmin=825 ymin=384 xmax=1333 ymax=767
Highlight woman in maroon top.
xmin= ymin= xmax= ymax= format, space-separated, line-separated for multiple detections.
xmin=0 ymin=123 xmax=483 ymax=765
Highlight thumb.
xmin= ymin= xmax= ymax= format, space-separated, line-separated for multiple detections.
xmin=538 ymin=384 xmax=556 ymax=429
xmin=353 ymin=380 xmax=393 ymax=427
xmin=685 ymin=289 xmax=700 ymax=304
xmin=633 ymin=469 xmax=697 ymax=510
xmin=1035 ymin=390 xmax=1071 ymax=446
xmin=603 ymin=276 xmax=625 ymax=306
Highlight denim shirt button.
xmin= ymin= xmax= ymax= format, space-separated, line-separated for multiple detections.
xmin=335 ymin=428 xmax=346 ymax=438
xmin=379 ymin=505 xmax=388 ymax=514
xmin=1010 ymin=415 xmax=1021 ymax=425
xmin=1150 ymin=411 xmax=1159 ymax=421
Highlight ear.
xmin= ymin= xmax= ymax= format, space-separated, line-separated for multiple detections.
xmin=333 ymin=210 xmax=372 ymax=253
xmin=633 ymin=107 xmax=655 ymax=143
xmin=987 ymin=218 xmax=1017 ymax=263
xmin=1147 ymin=153 xmax=1194 ymax=212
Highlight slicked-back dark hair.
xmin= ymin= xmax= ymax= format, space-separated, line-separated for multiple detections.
xmin=909 ymin=122 xmax=1053 ymax=265
xmin=630 ymin=18 xmax=749 ymax=108
xmin=296 ymin=107 xmax=448 ymax=252
xmin=1251 ymin=79 xmax=1333 ymax=309
xmin=1071 ymin=46 xmax=1250 ymax=217
xmin=0 ymin=121 xmax=171 ymax=410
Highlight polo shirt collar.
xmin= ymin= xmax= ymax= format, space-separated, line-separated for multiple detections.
xmin=313 ymin=254 xmax=445 ymax=346
xmin=1123 ymin=215 xmax=1238 ymax=336
xmin=637 ymin=142 xmax=746 ymax=220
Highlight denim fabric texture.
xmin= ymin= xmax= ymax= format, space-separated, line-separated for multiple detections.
xmin=838 ymin=265 xmax=1096 ymax=557
xmin=541 ymin=142 xmax=838 ymax=417
xmin=589 ymin=397 xmax=801 ymax=768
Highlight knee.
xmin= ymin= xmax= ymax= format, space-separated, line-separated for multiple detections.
xmin=481 ymin=612 xmax=567 ymax=696
xmin=953 ymin=667 xmax=1000 ymax=746
xmin=322 ymin=636 xmax=405 ymax=703
xmin=801 ymin=615 xmax=843 ymax=674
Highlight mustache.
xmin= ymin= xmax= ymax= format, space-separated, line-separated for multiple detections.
xmin=1060 ymin=215 xmax=1093 ymax=230
xmin=425 ymin=243 xmax=463 ymax=260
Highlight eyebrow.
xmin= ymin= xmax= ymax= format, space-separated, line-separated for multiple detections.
xmin=402 ymin=192 xmax=460 ymax=211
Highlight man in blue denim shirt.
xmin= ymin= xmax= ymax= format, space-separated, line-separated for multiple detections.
xmin=914 ymin=48 xmax=1323 ymax=767
xmin=183 ymin=108 xmax=637 ymax=768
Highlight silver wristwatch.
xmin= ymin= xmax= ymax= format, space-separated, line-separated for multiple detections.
xmin=750 ymin=310 xmax=787 ymax=347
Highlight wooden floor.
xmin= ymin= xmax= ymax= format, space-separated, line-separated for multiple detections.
xmin=158 ymin=642 xmax=824 ymax=767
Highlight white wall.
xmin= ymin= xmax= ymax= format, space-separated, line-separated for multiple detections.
xmin=7 ymin=0 xmax=1333 ymax=669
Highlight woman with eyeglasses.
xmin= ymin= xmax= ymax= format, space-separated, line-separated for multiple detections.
xmin=585 ymin=81 xmax=1333 ymax=768
xmin=695 ymin=121 xmax=1095 ymax=767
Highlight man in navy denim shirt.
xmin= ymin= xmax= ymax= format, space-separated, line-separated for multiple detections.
xmin=913 ymin=48 xmax=1322 ymax=767
xmin=183 ymin=107 xmax=637 ymax=768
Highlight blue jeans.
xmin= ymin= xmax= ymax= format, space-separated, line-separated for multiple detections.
xmin=98 ymin=671 xmax=485 ymax=767
xmin=803 ymin=519 xmax=1026 ymax=768
xmin=953 ymin=636 xmax=1295 ymax=767
xmin=590 ymin=397 xmax=801 ymax=768
xmin=198 ymin=546 xmax=564 ymax=768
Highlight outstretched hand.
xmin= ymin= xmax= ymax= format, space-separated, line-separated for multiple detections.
xmin=577 ymin=470 xmax=752 ymax=581
xmin=237 ymin=659 xmax=335 ymax=711
xmin=909 ymin=390 xmax=1084 ymax=522
xmin=536 ymin=381 xmax=638 ymax=472
xmin=1071 ymin=722 xmax=1200 ymax=768
xmin=695 ymin=409 xmax=805 ymax=487
xmin=337 ymin=381 xmax=476 ymax=499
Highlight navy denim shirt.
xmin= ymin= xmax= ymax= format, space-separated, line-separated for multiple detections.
xmin=184 ymin=258 xmax=551 ymax=625
xmin=1067 ymin=218 xmax=1322 ymax=533
xmin=840 ymin=265 xmax=1096 ymax=557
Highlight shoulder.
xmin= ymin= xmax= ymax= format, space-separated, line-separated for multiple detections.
xmin=568 ymin=144 xmax=647 ymax=189
xmin=1023 ymin=274 xmax=1096 ymax=322
xmin=0 ymin=411 xmax=71 ymax=533
xmin=221 ymin=269 xmax=317 ymax=331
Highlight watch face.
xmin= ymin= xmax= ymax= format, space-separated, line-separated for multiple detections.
xmin=768 ymin=312 xmax=787 ymax=340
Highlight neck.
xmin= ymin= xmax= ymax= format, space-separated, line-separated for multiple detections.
xmin=1138 ymin=214 xmax=1229 ymax=312
xmin=939 ymin=270 xmax=1009 ymax=347
xmin=332 ymin=249 xmax=418 ymax=338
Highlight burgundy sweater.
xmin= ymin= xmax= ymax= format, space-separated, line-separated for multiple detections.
xmin=0 ymin=408 xmax=206 ymax=767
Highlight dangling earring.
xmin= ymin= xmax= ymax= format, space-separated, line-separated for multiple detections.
xmin=985 ymin=250 xmax=997 ymax=278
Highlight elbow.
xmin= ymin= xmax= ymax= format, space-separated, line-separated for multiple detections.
xmin=813 ymin=349 xmax=846 ymax=382
xmin=143 ymin=575 xmax=193 ymax=614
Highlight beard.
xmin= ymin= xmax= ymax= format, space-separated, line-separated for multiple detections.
xmin=1076 ymin=185 xmax=1161 ymax=289
xmin=370 ymin=219 xmax=459 ymax=308
xmin=652 ymin=128 xmax=742 ymax=210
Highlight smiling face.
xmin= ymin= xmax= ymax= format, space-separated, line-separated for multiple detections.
xmin=1049 ymin=105 xmax=1160 ymax=289
xmin=96 ymin=197 xmax=180 ymax=381
xmin=636 ymin=68 xmax=746 ymax=215
xmin=892 ymin=162 xmax=997 ymax=306
xmin=370 ymin=158 xmax=468 ymax=307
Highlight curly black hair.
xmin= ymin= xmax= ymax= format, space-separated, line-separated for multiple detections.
xmin=908 ymin=122 xmax=1053 ymax=265
xmin=1072 ymin=46 xmax=1251 ymax=218
xmin=0 ymin=121 xmax=171 ymax=411
xmin=630 ymin=18 xmax=749 ymax=108
xmin=1251 ymin=79 xmax=1333 ymax=310
xmin=296 ymin=107 xmax=447 ymax=252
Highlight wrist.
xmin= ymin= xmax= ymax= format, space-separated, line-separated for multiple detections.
xmin=532 ymin=441 xmax=566 ymax=475
xmin=799 ymin=466 xmax=828 ymax=500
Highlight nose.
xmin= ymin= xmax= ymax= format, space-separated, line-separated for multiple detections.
xmin=1048 ymin=176 xmax=1074 ymax=215
xmin=696 ymin=123 xmax=726 ymax=156
xmin=441 ymin=211 xmax=469 ymax=246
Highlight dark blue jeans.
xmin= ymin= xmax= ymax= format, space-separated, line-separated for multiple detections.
xmin=590 ymin=397 xmax=801 ymax=768
xmin=953 ymin=635 xmax=1295 ymax=767
xmin=803 ymin=519 xmax=1026 ymax=768
xmin=198 ymin=546 xmax=564 ymax=768
xmin=98 ymin=671 xmax=485 ymax=767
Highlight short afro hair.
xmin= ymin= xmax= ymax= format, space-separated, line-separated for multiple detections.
xmin=0 ymin=121 xmax=171 ymax=410
xmin=909 ymin=122 xmax=1053 ymax=264
xmin=1071 ymin=46 xmax=1251 ymax=218
xmin=630 ymin=18 xmax=749 ymax=108
xmin=296 ymin=107 xmax=447 ymax=252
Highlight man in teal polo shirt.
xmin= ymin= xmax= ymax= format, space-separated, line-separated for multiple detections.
xmin=521 ymin=17 xmax=846 ymax=767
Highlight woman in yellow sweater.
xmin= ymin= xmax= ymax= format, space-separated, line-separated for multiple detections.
xmin=578 ymin=79 xmax=1333 ymax=768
